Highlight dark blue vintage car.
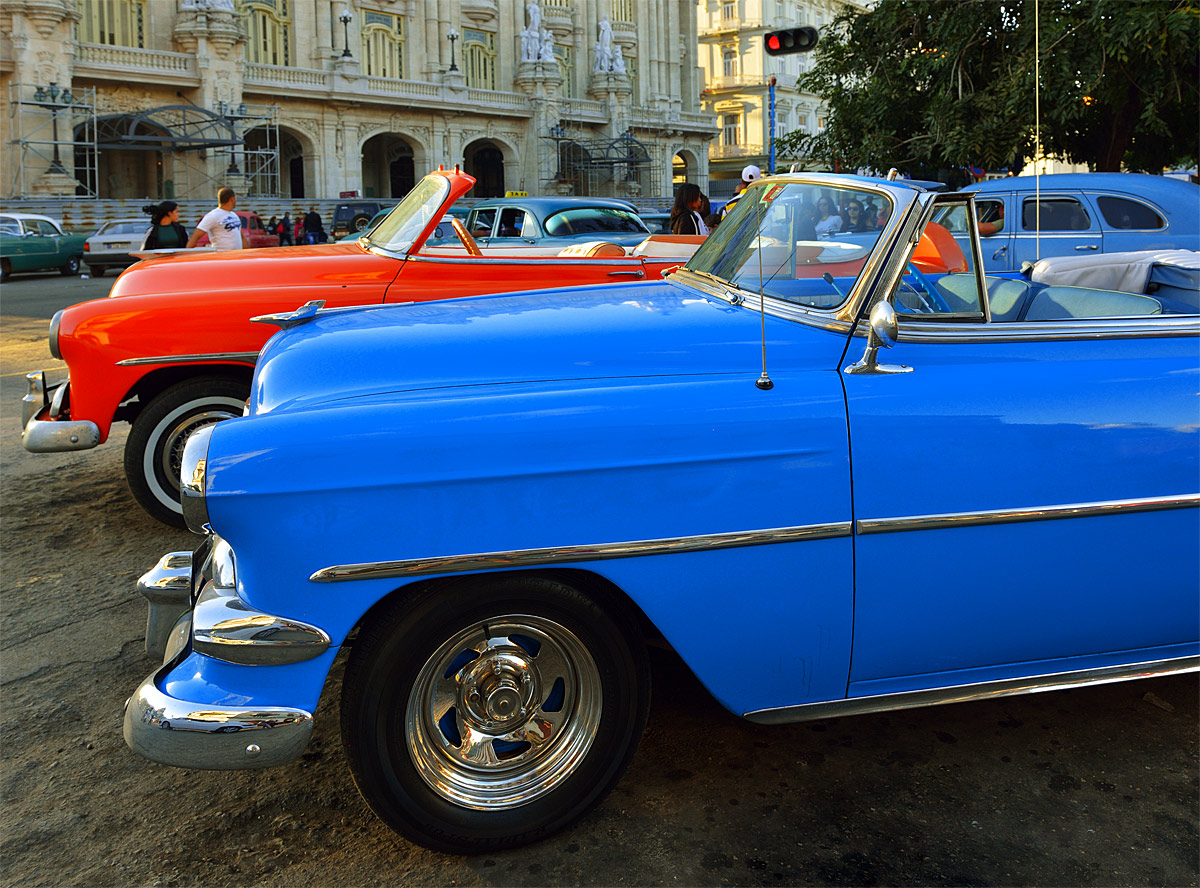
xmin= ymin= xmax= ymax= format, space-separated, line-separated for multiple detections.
xmin=123 ymin=173 xmax=1199 ymax=853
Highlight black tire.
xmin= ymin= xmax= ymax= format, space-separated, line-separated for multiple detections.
xmin=60 ymin=255 xmax=81 ymax=275
xmin=89 ymin=265 xmax=106 ymax=277
xmin=351 ymin=214 xmax=372 ymax=232
xmin=0 ymin=259 xmax=10 ymax=282
xmin=341 ymin=575 xmax=650 ymax=853
xmin=124 ymin=377 xmax=248 ymax=527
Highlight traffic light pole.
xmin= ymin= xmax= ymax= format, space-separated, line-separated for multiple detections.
xmin=768 ymin=76 xmax=776 ymax=175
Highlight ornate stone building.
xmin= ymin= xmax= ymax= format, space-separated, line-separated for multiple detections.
xmin=1 ymin=0 xmax=716 ymax=202
xmin=697 ymin=0 xmax=867 ymax=197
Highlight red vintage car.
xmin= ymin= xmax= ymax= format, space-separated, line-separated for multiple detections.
xmin=20 ymin=168 xmax=701 ymax=526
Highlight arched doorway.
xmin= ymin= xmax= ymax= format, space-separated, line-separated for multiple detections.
xmin=673 ymin=151 xmax=693 ymax=185
xmin=362 ymin=134 xmax=418 ymax=199
xmin=464 ymin=140 xmax=505 ymax=197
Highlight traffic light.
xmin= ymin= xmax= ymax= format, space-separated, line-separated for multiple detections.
xmin=763 ymin=27 xmax=818 ymax=55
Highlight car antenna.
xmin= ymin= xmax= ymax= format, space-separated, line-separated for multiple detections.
xmin=754 ymin=192 xmax=773 ymax=391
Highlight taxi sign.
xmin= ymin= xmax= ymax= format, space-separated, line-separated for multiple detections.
xmin=504 ymin=190 xmax=529 ymax=197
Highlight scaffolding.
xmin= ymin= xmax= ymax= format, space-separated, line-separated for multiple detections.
xmin=8 ymin=82 xmax=99 ymax=198
xmin=6 ymin=89 xmax=281 ymax=199
xmin=542 ymin=124 xmax=663 ymax=198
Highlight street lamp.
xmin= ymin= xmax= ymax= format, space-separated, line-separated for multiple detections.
xmin=338 ymin=7 xmax=353 ymax=58
xmin=447 ymin=28 xmax=460 ymax=73
xmin=218 ymin=101 xmax=249 ymax=175
xmin=548 ymin=123 xmax=567 ymax=180
xmin=33 ymin=82 xmax=75 ymax=174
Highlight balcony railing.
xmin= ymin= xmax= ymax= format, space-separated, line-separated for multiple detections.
xmin=707 ymin=74 xmax=769 ymax=91
xmin=465 ymin=88 xmax=531 ymax=112
xmin=560 ymin=98 xmax=607 ymax=121
xmin=700 ymin=18 xmax=763 ymax=37
xmin=245 ymin=64 xmax=328 ymax=89
xmin=76 ymin=43 xmax=196 ymax=78
xmin=364 ymin=77 xmax=442 ymax=99
xmin=710 ymin=143 xmax=764 ymax=159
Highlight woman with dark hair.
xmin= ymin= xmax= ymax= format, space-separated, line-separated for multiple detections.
xmin=140 ymin=201 xmax=189 ymax=250
xmin=813 ymin=195 xmax=843 ymax=240
xmin=670 ymin=183 xmax=709 ymax=236
xmin=841 ymin=200 xmax=871 ymax=233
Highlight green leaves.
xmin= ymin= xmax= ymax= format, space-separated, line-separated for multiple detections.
xmin=779 ymin=0 xmax=1198 ymax=175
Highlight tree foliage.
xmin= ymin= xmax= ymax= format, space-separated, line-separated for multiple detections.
xmin=775 ymin=0 xmax=1199 ymax=176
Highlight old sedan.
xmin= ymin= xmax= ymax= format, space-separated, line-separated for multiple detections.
xmin=122 ymin=172 xmax=1198 ymax=854
xmin=465 ymin=196 xmax=650 ymax=253
xmin=0 ymin=213 xmax=87 ymax=280
xmin=83 ymin=217 xmax=150 ymax=276
xmin=20 ymin=168 xmax=696 ymax=526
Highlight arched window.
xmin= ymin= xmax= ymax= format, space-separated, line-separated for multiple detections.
xmin=239 ymin=0 xmax=292 ymax=67
xmin=463 ymin=29 xmax=496 ymax=91
xmin=363 ymin=11 xmax=404 ymax=78
xmin=78 ymin=0 xmax=145 ymax=47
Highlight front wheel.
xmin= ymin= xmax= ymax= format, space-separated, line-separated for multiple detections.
xmin=341 ymin=576 xmax=650 ymax=853
xmin=89 ymin=265 xmax=106 ymax=277
xmin=124 ymin=377 xmax=249 ymax=527
xmin=60 ymin=255 xmax=81 ymax=275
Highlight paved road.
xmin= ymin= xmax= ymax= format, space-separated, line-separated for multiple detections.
xmin=1 ymin=272 xmax=1196 ymax=886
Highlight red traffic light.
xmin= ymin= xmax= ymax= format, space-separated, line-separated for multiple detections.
xmin=763 ymin=27 xmax=818 ymax=56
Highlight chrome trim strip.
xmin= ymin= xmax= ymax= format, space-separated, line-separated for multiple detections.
xmin=310 ymin=521 xmax=854 ymax=583
xmin=115 ymin=351 xmax=260 ymax=367
xmin=890 ymin=315 xmax=1200 ymax=344
xmin=744 ymin=655 xmax=1199 ymax=724
xmin=191 ymin=582 xmax=331 ymax=666
xmin=857 ymin=493 xmax=1200 ymax=536
xmin=405 ymin=254 xmax=650 ymax=267
xmin=123 ymin=659 xmax=314 ymax=770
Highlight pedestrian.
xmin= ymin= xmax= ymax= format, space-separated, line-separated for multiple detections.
xmin=733 ymin=164 xmax=761 ymax=196
xmin=303 ymin=205 xmax=326 ymax=244
xmin=669 ymin=183 xmax=709 ymax=236
xmin=139 ymin=200 xmax=189 ymax=250
xmin=267 ymin=215 xmax=278 ymax=243
xmin=278 ymin=212 xmax=294 ymax=246
xmin=186 ymin=186 xmax=248 ymax=250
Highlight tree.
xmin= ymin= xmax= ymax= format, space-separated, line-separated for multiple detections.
xmin=775 ymin=0 xmax=1198 ymax=176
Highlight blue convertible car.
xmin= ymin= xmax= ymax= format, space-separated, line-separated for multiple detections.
xmin=123 ymin=173 xmax=1199 ymax=853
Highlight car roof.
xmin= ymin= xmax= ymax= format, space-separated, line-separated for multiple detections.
xmin=470 ymin=197 xmax=640 ymax=213
xmin=968 ymin=173 xmax=1195 ymax=196
xmin=0 ymin=213 xmax=60 ymax=223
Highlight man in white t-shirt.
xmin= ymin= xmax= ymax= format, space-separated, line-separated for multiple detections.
xmin=186 ymin=186 xmax=249 ymax=251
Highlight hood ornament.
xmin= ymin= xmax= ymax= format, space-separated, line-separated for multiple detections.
xmin=250 ymin=300 xmax=326 ymax=330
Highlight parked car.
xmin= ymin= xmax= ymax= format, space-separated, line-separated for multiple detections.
xmin=331 ymin=200 xmax=387 ymax=239
xmin=0 ymin=213 xmax=87 ymax=280
xmin=192 ymin=210 xmax=279 ymax=249
xmin=464 ymin=196 xmax=650 ymax=253
xmin=20 ymin=169 xmax=700 ymax=526
xmin=121 ymin=172 xmax=1198 ymax=853
xmin=337 ymin=208 xmax=390 ymax=242
xmin=952 ymin=173 xmax=1199 ymax=273
xmin=638 ymin=211 xmax=672 ymax=234
xmin=83 ymin=218 xmax=151 ymax=276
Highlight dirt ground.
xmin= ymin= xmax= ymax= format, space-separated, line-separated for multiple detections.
xmin=1 ymin=292 xmax=1197 ymax=887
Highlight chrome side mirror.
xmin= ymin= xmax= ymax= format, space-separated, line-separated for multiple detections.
xmin=844 ymin=301 xmax=913 ymax=375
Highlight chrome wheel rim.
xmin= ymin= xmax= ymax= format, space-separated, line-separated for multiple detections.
xmin=406 ymin=615 xmax=602 ymax=810
xmin=157 ymin=408 xmax=239 ymax=496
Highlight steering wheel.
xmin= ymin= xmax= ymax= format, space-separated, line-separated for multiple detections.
xmin=906 ymin=262 xmax=951 ymax=312
xmin=451 ymin=217 xmax=482 ymax=257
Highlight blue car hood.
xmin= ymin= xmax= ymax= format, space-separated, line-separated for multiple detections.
xmin=251 ymin=281 xmax=849 ymax=414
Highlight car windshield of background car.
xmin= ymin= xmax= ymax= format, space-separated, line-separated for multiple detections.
xmin=685 ymin=182 xmax=892 ymax=310
xmin=543 ymin=208 xmax=649 ymax=236
xmin=366 ymin=176 xmax=450 ymax=254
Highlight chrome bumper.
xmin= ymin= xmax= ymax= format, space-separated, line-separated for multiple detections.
xmin=21 ymin=372 xmax=100 ymax=453
xmin=137 ymin=552 xmax=195 ymax=660
xmin=124 ymin=655 xmax=314 ymax=771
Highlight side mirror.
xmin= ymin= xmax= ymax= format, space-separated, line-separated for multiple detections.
xmin=867 ymin=300 xmax=899 ymax=349
xmin=844 ymin=300 xmax=913 ymax=376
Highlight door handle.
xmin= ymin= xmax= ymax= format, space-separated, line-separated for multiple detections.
xmin=1074 ymin=244 xmax=1099 ymax=250
xmin=607 ymin=269 xmax=644 ymax=278
xmin=991 ymin=246 xmax=1007 ymax=260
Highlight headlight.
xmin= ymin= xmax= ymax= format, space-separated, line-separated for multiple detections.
xmin=180 ymin=423 xmax=215 ymax=533
xmin=48 ymin=310 xmax=63 ymax=360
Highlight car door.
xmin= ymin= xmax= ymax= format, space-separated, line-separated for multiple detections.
xmin=843 ymin=194 xmax=1199 ymax=699
xmin=1011 ymin=192 xmax=1102 ymax=268
xmin=24 ymin=220 xmax=59 ymax=267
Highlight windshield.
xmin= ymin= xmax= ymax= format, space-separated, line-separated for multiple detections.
xmin=686 ymin=182 xmax=893 ymax=310
xmin=365 ymin=176 xmax=450 ymax=254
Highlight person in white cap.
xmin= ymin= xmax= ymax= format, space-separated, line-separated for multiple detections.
xmin=719 ymin=164 xmax=764 ymax=221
